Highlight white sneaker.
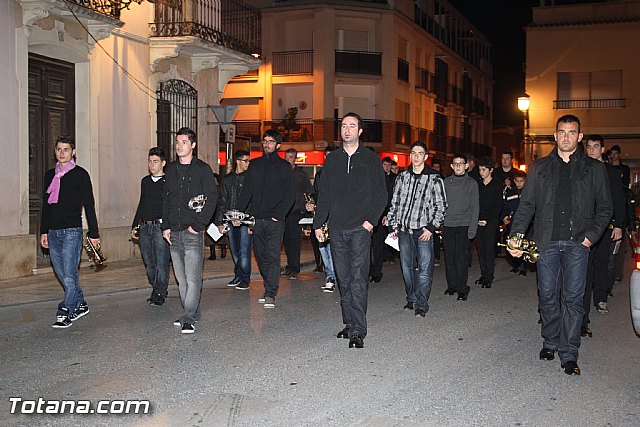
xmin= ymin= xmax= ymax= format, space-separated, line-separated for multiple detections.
xmin=263 ymin=297 xmax=275 ymax=308
xmin=52 ymin=316 xmax=72 ymax=329
xmin=323 ymin=278 xmax=336 ymax=293
xmin=596 ymin=302 xmax=609 ymax=314
xmin=258 ymin=296 xmax=266 ymax=304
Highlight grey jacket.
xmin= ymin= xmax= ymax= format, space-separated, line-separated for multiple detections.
xmin=443 ymin=173 xmax=479 ymax=239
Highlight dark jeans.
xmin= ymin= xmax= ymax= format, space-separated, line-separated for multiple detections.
xmin=398 ymin=230 xmax=434 ymax=312
xmin=476 ymin=219 xmax=499 ymax=281
xmin=583 ymin=231 xmax=613 ymax=327
xmin=537 ymin=240 xmax=589 ymax=364
xmin=139 ymin=223 xmax=170 ymax=297
xmin=49 ymin=227 xmax=84 ymax=315
xmin=331 ymin=226 xmax=372 ymax=338
xmin=227 ymin=225 xmax=252 ymax=283
xmin=433 ymin=232 xmax=441 ymax=261
xmin=284 ymin=210 xmax=305 ymax=273
xmin=169 ymin=229 xmax=204 ymax=324
xmin=443 ymin=226 xmax=470 ymax=294
xmin=253 ymin=218 xmax=285 ymax=298
xmin=369 ymin=223 xmax=385 ymax=277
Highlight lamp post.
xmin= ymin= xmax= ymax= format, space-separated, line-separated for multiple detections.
xmin=517 ymin=93 xmax=531 ymax=165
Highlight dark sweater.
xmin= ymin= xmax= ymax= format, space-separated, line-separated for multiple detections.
xmin=313 ymin=145 xmax=387 ymax=232
xmin=236 ymin=151 xmax=294 ymax=220
xmin=292 ymin=166 xmax=313 ymax=213
xmin=40 ymin=166 xmax=99 ymax=238
xmin=478 ymin=178 xmax=503 ymax=222
xmin=132 ymin=175 xmax=166 ymax=228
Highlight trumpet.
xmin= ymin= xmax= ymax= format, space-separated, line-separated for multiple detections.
xmin=83 ymin=233 xmax=107 ymax=265
xmin=303 ymin=193 xmax=329 ymax=242
xmin=497 ymin=233 xmax=539 ymax=263
xmin=222 ymin=210 xmax=255 ymax=232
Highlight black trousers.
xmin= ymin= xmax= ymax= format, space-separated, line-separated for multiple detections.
xmin=310 ymin=230 xmax=322 ymax=269
xmin=443 ymin=226 xmax=470 ymax=294
xmin=331 ymin=226 xmax=372 ymax=338
xmin=583 ymin=231 xmax=613 ymax=327
xmin=253 ymin=219 xmax=285 ymax=298
xmin=369 ymin=223 xmax=385 ymax=277
xmin=283 ymin=210 xmax=305 ymax=273
xmin=476 ymin=220 xmax=499 ymax=282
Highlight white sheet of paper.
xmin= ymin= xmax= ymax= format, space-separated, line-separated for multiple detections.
xmin=299 ymin=217 xmax=313 ymax=225
xmin=385 ymin=233 xmax=399 ymax=251
xmin=207 ymin=223 xmax=224 ymax=242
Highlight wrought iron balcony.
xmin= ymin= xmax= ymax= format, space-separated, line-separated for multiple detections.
xmin=554 ymin=98 xmax=626 ymax=110
xmin=68 ymin=0 xmax=142 ymax=18
xmin=150 ymin=0 xmax=261 ymax=57
xmin=273 ymin=50 xmax=313 ymax=75
xmin=335 ymin=50 xmax=382 ymax=76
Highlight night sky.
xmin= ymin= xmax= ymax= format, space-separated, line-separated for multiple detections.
xmin=448 ymin=0 xmax=607 ymax=126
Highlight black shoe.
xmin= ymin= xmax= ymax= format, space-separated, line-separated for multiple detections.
xmin=518 ymin=270 xmax=527 ymax=276
xmin=313 ymin=265 xmax=324 ymax=273
xmin=561 ymin=360 xmax=581 ymax=375
xmin=457 ymin=292 xmax=468 ymax=301
xmin=287 ymin=271 xmax=298 ymax=280
xmin=415 ymin=309 xmax=426 ymax=317
xmin=220 ymin=247 xmax=227 ymax=259
xmin=348 ymin=336 xmax=364 ymax=348
xmin=227 ymin=278 xmax=241 ymax=287
xmin=539 ymin=348 xmax=556 ymax=361
xmin=510 ymin=267 xmax=519 ymax=273
xmin=580 ymin=326 xmax=593 ymax=337
xmin=444 ymin=288 xmax=456 ymax=295
xmin=181 ymin=323 xmax=195 ymax=334
xmin=474 ymin=277 xmax=485 ymax=285
xmin=481 ymin=281 xmax=492 ymax=289
xmin=337 ymin=327 xmax=350 ymax=339
xmin=235 ymin=282 xmax=250 ymax=290
xmin=280 ymin=268 xmax=290 ymax=276
xmin=403 ymin=302 xmax=414 ymax=310
xmin=369 ymin=275 xmax=382 ymax=283
xmin=608 ymin=290 xmax=614 ymax=297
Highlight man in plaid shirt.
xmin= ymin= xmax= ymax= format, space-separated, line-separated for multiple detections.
xmin=387 ymin=141 xmax=447 ymax=317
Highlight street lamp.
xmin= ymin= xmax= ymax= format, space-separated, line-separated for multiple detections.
xmin=517 ymin=93 xmax=531 ymax=165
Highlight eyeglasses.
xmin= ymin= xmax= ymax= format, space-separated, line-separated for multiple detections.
xmin=451 ymin=162 xmax=466 ymax=166
xmin=261 ymin=139 xmax=277 ymax=145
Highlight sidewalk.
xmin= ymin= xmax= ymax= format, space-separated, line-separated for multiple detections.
xmin=0 ymin=239 xmax=318 ymax=308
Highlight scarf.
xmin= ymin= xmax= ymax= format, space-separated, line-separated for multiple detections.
xmin=47 ymin=159 xmax=76 ymax=204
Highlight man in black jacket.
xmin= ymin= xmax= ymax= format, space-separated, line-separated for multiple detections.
xmin=508 ymin=115 xmax=612 ymax=375
xmin=216 ymin=150 xmax=252 ymax=290
xmin=582 ymin=135 xmax=626 ymax=335
xmin=236 ymin=129 xmax=294 ymax=309
xmin=314 ymin=112 xmax=387 ymax=349
xmin=162 ymin=128 xmax=217 ymax=334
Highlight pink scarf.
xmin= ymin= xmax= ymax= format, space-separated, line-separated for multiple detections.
xmin=47 ymin=159 xmax=76 ymax=204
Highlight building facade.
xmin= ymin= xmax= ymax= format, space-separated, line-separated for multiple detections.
xmin=524 ymin=0 xmax=640 ymax=176
xmin=1 ymin=0 xmax=261 ymax=279
xmin=220 ymin=0 xmax=493 ymax=173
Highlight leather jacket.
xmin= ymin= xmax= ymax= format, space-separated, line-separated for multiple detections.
xmin=215 ymin=171 xmax=246 ymax=224
xmin=510 ymin=147 xmax=612 ymax=251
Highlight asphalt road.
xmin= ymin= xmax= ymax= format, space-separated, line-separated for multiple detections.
xmin=1 ymin=256 xmax=639 ymax=426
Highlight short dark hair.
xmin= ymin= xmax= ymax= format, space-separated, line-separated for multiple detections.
xmin=285 ymin=148 xmax=298 ymax=155
xmin=325 ymin=144 xmax=338 ymax=153
xmin=234 ymin=149 xmax=249 ymax=159
xmin=263 ymin=128 xmax=282 ymax=145
xmin=381 ymin=156 xmax=393 ymax=164
xmin=410 ymin=141 xmax=428 ymax=153
xmin=56 ymin=135 xmax=75 ymax=150
xmin=587 ymin=134 xmax=605 ymax=147
xmin=148 ymin=147 xmax=166 ymax=162
xmin=514 ymin=170 xmax=527 ymax=179
xmin=501 ymin=151 xmax=513 ymax=158
xmin=478 ymin=157 xmax=496 ymax=169
xmin=391 ymin=160 xmax=397 ymax=166
xmin=342 ymin=112 xmax=363 ymax=129
xmin=176 ymin=127 xmax=197 ymax=143
xmin=452 ymin=153 xmax=467 ymax=163
xmin=556 ymin=115 xmax=581 ymax=132
xmin=610 ymin=144 xmax=621 ymax=153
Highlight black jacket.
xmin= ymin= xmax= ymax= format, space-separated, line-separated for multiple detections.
xmin=314 ymin=145 xmax=387 ymax=232
xmin=604 ymin=162 xmax=626 ymax=230
xmin=510 ymin=147 xmax=612 ymax=250
xmin=215 ymin=171 xmax=247 ymax=224
xmin=162 ymin=158 xmax=217 ymax=232
xmin=236 ymin=151 xmax=294 ymax=220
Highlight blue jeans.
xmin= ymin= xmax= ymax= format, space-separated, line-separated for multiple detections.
xmin=48 ymin=227 xmax=84 ymax=315
xmin=139 ymin=223 xmax=170 ymax=297
xmin=537 ymin=240 xmax=589 ymax=363
xmin=398 ymin=230 xmax=434 ymax=312
xmin=319 ymin=242 xmax=336 ymax=281
xmin=227 ymin=225 xmax=252 ymax=284
xmin=170 ymin=229 xmax=204 ymax=324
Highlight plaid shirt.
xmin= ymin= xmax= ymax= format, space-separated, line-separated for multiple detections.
xmin=387 ymin=167 xmax=447 ymax=233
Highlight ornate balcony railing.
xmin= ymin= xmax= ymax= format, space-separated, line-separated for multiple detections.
xmin=273 ymin=50 xmax=313 ymax=75
xmin=150 ymin=0 xmax=261 ymax=57
xmin=65 ymin=0 xmax=142 ymax=19
xmin=554 ymin=98 xmax=626 ymax=109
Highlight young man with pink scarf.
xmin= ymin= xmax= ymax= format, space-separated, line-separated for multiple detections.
xmin=40 ymin=135 xmax=100 ymax=329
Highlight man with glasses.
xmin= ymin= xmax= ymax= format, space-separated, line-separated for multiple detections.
xmin=387 ymin=141 xmax=447 ymax=317
xmin=313 ymin=112 xmax=387 ymax=349
xmin=237 ymin=130 xmax=294 ymax=309
xmin=443 ymin=154 xmax=479 ymax=302
xmin=162 ymin=127 xmax=217 ymax=334
xmin=216 ymin=150 xmax=252 ymax=291
xmin=508 ymin=115 xmax=612 ymax=375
